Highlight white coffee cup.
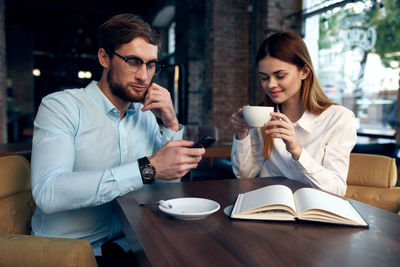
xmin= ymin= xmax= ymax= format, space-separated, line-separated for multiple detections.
xmin=242 ymin=106 xmax=274 ymax=127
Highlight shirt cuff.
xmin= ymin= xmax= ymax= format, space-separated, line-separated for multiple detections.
xmin=162 ymin=124 xmax=183 ymax=141
xmin=110 ymin=162 xmax=143 ymax=194
xmin=292 ymin=148 xmax=313 ymax=173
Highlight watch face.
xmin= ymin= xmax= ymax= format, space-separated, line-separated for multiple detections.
xmin=138 ymin=157 xmax=156 ymax=184
xmin=142 ymin=165 xmax=156 ymax=179
xmin=141 ymin=165 xmax=156 ymax=184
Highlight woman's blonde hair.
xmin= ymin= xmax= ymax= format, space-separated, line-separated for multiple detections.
xmin=255 ymin=32 xmax=335 ymax=159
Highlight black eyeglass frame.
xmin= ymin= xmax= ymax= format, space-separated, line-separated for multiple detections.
xmin=112 ymin=51 xmax=164 ymax=75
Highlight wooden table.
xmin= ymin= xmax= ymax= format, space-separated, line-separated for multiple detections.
xmin=116 ymin=177 xmax=400 ymax=267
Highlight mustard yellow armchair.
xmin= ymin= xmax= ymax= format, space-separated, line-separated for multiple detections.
xmin=0 ymin=155 xmax=97 ymax=267
xmin=345 ymin=153 xmax=400 ymax=213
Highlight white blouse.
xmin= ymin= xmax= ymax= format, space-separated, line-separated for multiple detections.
xmin=231 ymin=105 xmax=357 ymax=196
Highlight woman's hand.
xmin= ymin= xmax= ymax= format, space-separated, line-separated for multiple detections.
xmin=265 ymin=112 xmax=302 ymax=160
xmin=231 ymin=107 xmax=251 ymax=140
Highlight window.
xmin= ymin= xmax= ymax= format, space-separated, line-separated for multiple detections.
xmin=168 ymin=21 xmax=176 ymax=56
xmin=303 ymin=0 xmax=399 ymax=138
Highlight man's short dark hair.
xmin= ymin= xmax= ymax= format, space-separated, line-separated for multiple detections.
xmin=98 ymin=13 xmax=161 ymax=54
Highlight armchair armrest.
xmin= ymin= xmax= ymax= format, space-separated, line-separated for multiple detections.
xmin=346 ymin=185 xmax=400 ymax=213
xmin=0 ymin=233 xmax=97 ymax=267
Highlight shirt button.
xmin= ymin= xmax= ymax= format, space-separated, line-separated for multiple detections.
xmin=129 ymin=187 xmax=134 ymax=191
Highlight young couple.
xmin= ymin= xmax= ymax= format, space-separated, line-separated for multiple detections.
xmin=31 ymin=13 xmax=356 ymax=266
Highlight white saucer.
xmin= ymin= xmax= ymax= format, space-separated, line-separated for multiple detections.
xmin=158 ymin=197 xmax=220 ymax=220
xmin=224 ymin=205 xmax=233 ymax=217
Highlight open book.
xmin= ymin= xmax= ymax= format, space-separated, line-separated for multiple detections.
xmin=231 ymin=185 xmax=368 ymax=227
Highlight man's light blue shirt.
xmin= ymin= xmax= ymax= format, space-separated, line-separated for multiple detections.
xmin=31 ymin=81 xmax=183 ymax=254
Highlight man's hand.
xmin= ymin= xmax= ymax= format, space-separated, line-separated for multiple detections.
xmin=148 ymin=140 xmax=205 ymax=180
xmin=141 ymin=83 xmax=179 ymax=132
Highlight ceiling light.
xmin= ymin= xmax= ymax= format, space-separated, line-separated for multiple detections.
xmin=33 ymin=69 xmax=41 ymax=77
xmin=78 ymin=71 xmax=92 ymax=79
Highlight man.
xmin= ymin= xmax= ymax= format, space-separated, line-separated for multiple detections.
xmin=30 ymin=14 xmax=205 ymax=265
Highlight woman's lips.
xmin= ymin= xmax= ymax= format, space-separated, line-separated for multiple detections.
xmin=269 ymin=90 xmax=282 ymax=97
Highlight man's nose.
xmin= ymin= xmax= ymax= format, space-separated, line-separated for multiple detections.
xmin=135 ymin=64 xmax=148 ymax=80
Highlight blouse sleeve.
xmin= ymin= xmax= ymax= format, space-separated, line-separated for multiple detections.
xmin=231 ymin=128 xmax=265 ymax=179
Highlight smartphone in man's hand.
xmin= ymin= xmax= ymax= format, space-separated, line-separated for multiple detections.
xmin=191 ymin=136 xmax=216 ymax=149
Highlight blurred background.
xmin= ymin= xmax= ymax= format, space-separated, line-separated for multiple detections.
xmin=0 ymin=0 xmax=398 ymax=150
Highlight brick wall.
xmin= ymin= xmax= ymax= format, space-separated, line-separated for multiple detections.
xmin=201 ymin=0 xmax=301 ymax=142
xmin=0 ymin=0 xmax=7 ymax=143
xmin=265 ymin=0 xmax=302 ymax=34
xmin=205 ymin=0 xmax=252 ymax=142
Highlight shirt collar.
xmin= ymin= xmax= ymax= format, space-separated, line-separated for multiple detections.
xmin=276 ymin=104 xmax=315 ymax=133
xmin=84 ymin=81 xmax=137 ymax=115
xmin=293 ymin=110 xmax=316 ymax=133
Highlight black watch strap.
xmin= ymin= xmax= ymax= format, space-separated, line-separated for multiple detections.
xmin=138 ymin=157 xmax=156 ymax=184
xmin=138 ymin=156 xmax=150 ymax=166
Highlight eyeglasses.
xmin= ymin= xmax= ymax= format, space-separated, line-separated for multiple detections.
xmin=112 ymin=52 xmax=164 ymax=76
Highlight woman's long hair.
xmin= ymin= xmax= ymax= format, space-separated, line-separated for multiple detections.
xmin=256 ymin=32 xmax=335 ymax=159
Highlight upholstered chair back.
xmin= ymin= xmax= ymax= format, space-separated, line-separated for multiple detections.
xmin=0 ymin=155 xmax=99 ymax=267
xmin=346 ymin=153 xmax=400 ymax=212
xmin=0 ymin=155 xmax=34 ymax=234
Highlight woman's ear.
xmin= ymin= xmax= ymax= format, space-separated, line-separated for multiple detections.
xmin=98 ymin=48 xmax=110 ymax=69
xmin=300 ymin=65 xmax=311 ymax=80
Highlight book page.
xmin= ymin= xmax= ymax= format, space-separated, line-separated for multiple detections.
xmin=293 ymin=188 xmax=367 ymax=226
xmin=232 ymin=184 xmax=296 ymax=216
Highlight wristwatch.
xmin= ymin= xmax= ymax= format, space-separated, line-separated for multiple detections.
xmin=138 ymin=157 xmax=156 ymax=184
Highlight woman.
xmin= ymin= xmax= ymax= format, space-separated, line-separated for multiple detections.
xmin=230 ymin=32 xmax=356 ymax=196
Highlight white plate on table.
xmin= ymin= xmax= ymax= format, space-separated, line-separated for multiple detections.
xmin=158 ymin=197 xmax=220 ymax=220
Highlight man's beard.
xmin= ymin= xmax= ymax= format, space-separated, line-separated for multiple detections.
xmin=107 ymin=68 xmax=147 ymax=103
